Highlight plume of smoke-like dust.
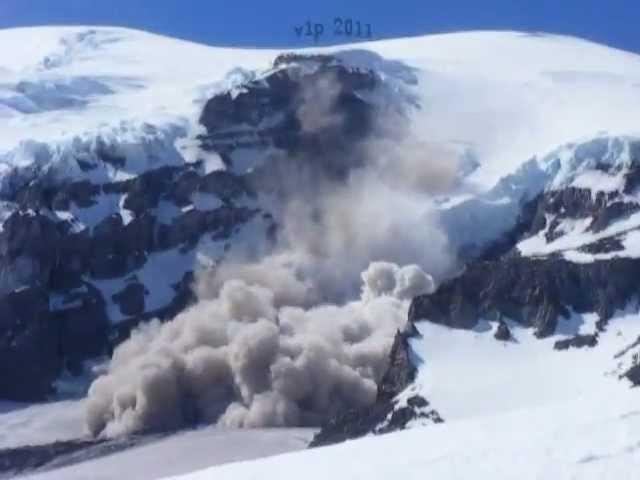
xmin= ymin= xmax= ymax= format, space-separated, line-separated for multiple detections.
xmin=85 ymin=65 xmax=458 ymax=438
xmin=85 ymin=263 xmax=434 ymax=436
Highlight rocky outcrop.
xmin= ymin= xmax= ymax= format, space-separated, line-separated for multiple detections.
xmin=0 ymin=53 xmax=388 ymax=401
xmin=310 ymin=327 xmax=443 ymax=447
xmin=198 ymin=54 xmax=378 ymax=186
xmin=494 ymin=320 xmax=512 ymax=341
xmin=412 ymin=152 xmax=640 ymax=339
xmin=0 ymin=287 xmax=58 ymax=400
xmin=553 ymin=333 xmax=598 ymax=350
xmin=112 ymin=282 xmax=147 ymax=317
xmin=624 ymin=362 xmax=640 ymax=386
xmin=377 ymin=325 xmax=419 ymax=402
xmin=410 ymin=254 xmax=640 ymax=338
xmin=0 ymin=166 xmax=258 ymax=400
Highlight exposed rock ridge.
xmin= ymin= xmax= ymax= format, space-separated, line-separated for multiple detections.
xmin=412 ymin=143 xmax=640 ymax=339
xmin=310 ymin=325 xmax=443 ymax=447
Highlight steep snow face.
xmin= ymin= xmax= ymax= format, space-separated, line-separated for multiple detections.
xmin=0 ymin=400 xmax=87 ymax=449
xmin=0 ymin=27 xmax=279 ymax=152
xmin=343 ymin=31 xmax=640 ymax=189
xmin=515 ymin=137 xmax=640 ymax=262
xmin=2 ymin=28 xmax=640 ymax=183
xmin=440 ymin=136 xmax=640 ymax=259
xmin=405 ymin=309 xmax=640 ymax=422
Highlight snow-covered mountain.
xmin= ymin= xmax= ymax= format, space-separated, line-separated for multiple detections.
xmin=314 ymin=134 xmax=640 ymax=445
xmin=1 ymin=25 xmax=640 ymax=479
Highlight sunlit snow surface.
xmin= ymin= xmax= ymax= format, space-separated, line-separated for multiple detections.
xmin=0 ymin=27 xmax=279 ymax=153
xmin=440 ymin=136 xmax=640 ymax=258
xmin=20 ymin=419 xmax=313 ymax=480
xmin=408 ymin=310 xmax=640 ymax=420
xmin=0 ymin=400 xmax=87 ymax=449
xmin=1 ymin=27 xmax=640 ymax=187
xmin=507 ymin=137 xmax=640 ymax=261
xmin=158 ymin=390 xmax=640 ymax=480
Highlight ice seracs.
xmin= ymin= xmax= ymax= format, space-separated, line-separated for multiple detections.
xmin=440 ymin=136 xmax=640 ymax=261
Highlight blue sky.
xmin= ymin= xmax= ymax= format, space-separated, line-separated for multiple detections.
xmin=1 ymin=0 xmax=639 ymax=53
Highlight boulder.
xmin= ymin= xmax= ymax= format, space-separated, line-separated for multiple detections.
xmin=554 ymin=333 xmax=598 ymax=350
xmin=494 ymin=320 xmax=512 ymax=341
xmin=112 ymin=282 xmax=147 ymax=317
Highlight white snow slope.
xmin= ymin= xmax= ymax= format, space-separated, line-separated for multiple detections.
xmin=0 ymin=400 xmax=86 ymax=449
xmin=2 ymin=26 xmax=640 ymax=480
xmin=0 ymin=27 xmax=280 ymax=153
xmin=1 ymin=26 xmax=640 ymax=189
xmin=160 ymin=390 xmax=640 ymax=480
xmin=22 ymin=424 xmax=314 ymax=480
xmin=441 ymin=135 xmax=640 ymax=257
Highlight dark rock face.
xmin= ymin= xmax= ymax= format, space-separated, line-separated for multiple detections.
xmin=198 ymin=56 xmax=378 ymax=186
xmin=624 ymin=362 xmax=640 ymax=386
xmin=0 ymin=53 xmax=389 ymax=401
xmin=310 ymin=402 xmax=400 ymax=448
xmin=377 ymin=326 xmax=418 ymax=402
xmin=412 ymin=157 xmax=640 ymax=339
xmin=0 ymin=287 xmax=58 ymax=401
xmin=53 ymin=283 xmax=109 ymax=376
xmin=0 ymin=107 xmax=260 ymax=402
xmin=410 ymin=254 xmax=640 ymax=338
xmin=614 ymin=337 xmax=640 ymax=386
xmin=0 ymin=283 xmax=107 ymax=400
xmin=620 ymin=345 xmax=640 ymax=386
xmin=0 ymin=168 xmax=258 ymax=400
xmin=377 ymin=398 xmax=443 ymax=435
xmin=309 ymin=394 xmax=442 ymax=448
xmin=553 ymin=333 xmax=598 ymax=350
xmin=310 ymin=328 xmax=443 ymax=447
xmin=112 ymin=282 xmax=147 ymax=317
